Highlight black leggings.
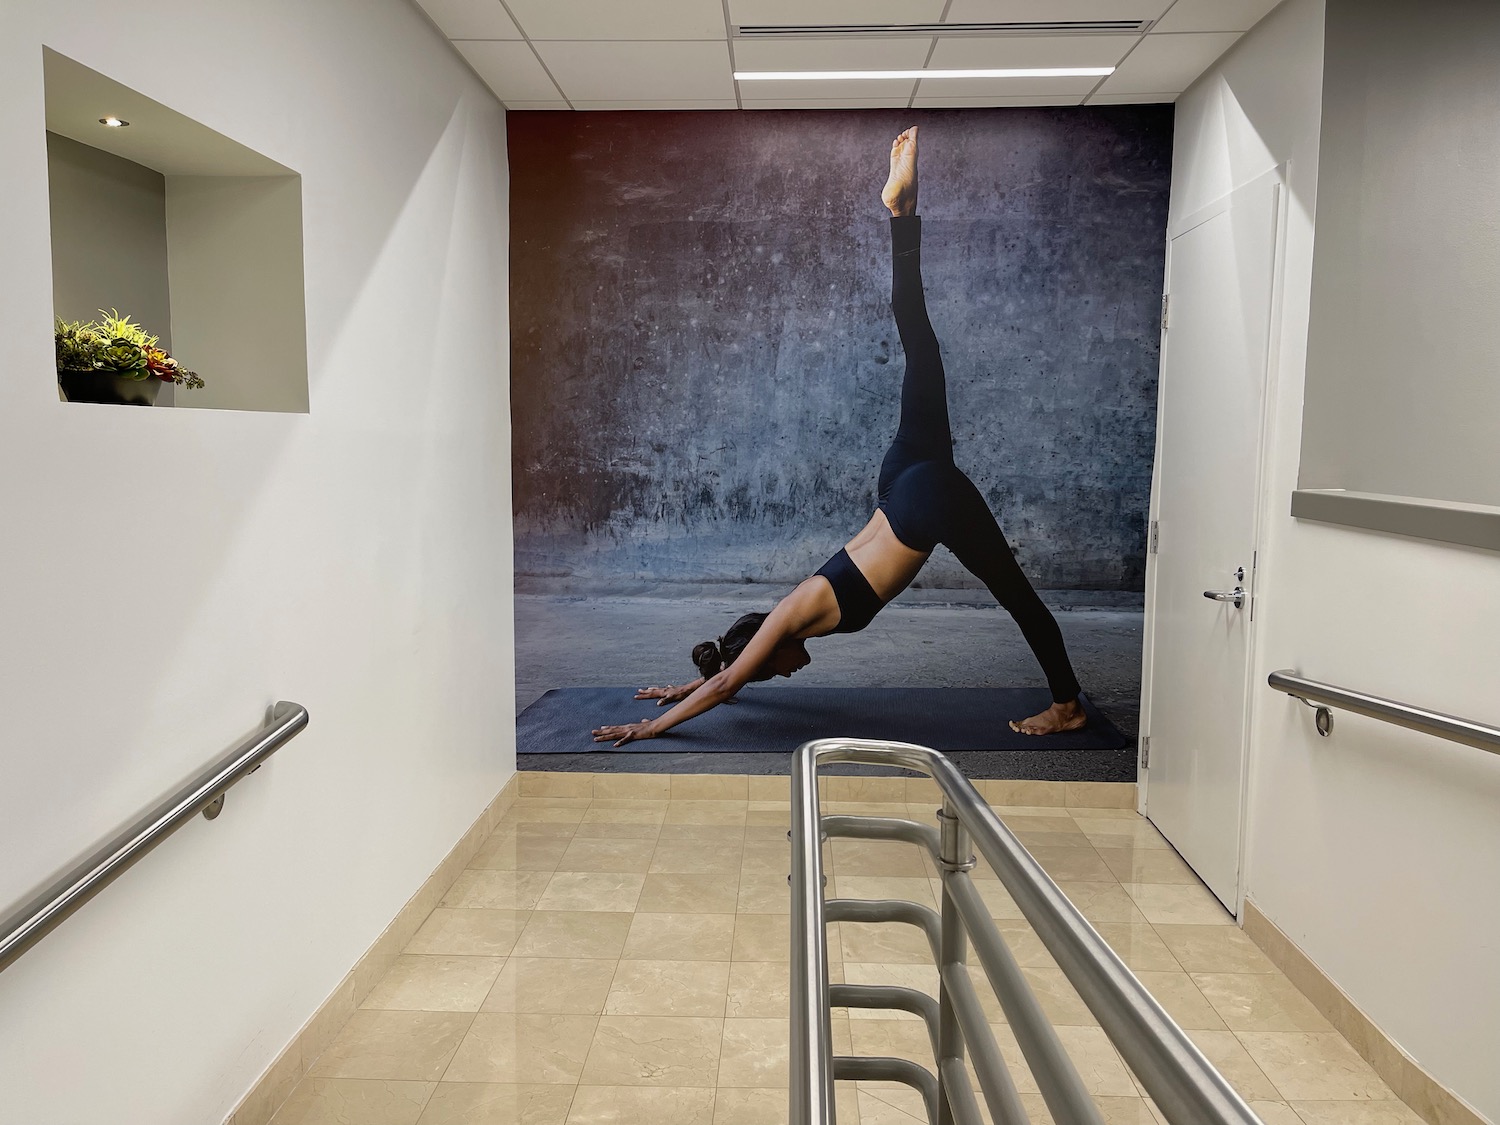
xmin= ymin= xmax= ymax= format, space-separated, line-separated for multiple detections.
xmin=878 ymin=216 xmax=1081 ymax=705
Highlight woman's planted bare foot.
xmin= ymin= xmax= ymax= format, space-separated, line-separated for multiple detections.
xmin=1009 ymin=698 xmax=1087 ymax=736
xmin=882 ymin=126 xmax=919 ymax=217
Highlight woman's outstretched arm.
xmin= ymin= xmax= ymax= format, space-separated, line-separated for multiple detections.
xmin=592 ymin=582 xmax=828 ymax=747
xmin=635 ymin=679 xmax=704 ymax=705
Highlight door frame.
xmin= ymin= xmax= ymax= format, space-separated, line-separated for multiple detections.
xmin=1137 ymin=165 xmax=1290 ymax=918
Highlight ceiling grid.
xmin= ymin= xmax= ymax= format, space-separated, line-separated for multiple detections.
xmin=414 ymin=0 xmax=1285 ymax=111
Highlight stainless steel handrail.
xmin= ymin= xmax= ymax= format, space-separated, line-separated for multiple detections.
xmin=0 ymin=701 xmax=309 ymax=973
xmin=791 ymin=738 xmax=1263 ymax=1125
xmin=1269 ymin=670 xmax=1500 ymax=756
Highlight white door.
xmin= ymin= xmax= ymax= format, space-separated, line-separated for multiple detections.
xmin=1142 ymin=173 xmax=1281 ymax=910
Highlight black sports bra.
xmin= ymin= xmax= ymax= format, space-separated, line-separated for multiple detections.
xmin=814 ymin=548 xmax=886 ymax=634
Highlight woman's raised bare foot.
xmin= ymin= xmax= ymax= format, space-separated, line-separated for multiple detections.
xmin=882 ymin=127 xmax=919 ymax=217
xmin=1009 ymin=698 xmax=1088 ymax=736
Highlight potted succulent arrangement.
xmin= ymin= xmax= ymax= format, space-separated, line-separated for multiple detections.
xmin=56 ymin=310 xmax=204 ymax=406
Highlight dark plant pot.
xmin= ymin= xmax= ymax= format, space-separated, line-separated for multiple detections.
xmin=58 ymin=370 xmax=162 ymax=406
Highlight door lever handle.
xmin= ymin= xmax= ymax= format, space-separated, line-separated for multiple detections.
xmin=1203 ymin=587 xmax=1245 ymax=609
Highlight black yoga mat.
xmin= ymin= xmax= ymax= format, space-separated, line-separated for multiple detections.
xmin=518 ymin=686 xmax=1129 ymax=754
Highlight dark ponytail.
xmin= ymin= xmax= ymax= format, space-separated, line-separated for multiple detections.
xmin=693 ymin=612 xmax=769 ymax=678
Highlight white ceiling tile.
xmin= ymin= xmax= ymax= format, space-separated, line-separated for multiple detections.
xmin=943 ymin=0 xmax=1174 ymax=20
xmin=455 ymin=41 xmax=561 ymax=101
xmin=927 ymin=34 xmax=1136 ymax=69
xmin=912 ymin=93 xmax=1084 ymax=107
xmin=505 ymin=0 xmax=727 ymax=41
xmin=728 ymin=0 xmax=946 ymax=26
xmin=505 ymin=101 xmax=574 ymax=110
xmin=733 ymin=36 xmax=934 ymax=71
xmin=741 ymin=97 xmax=915 ymax=108
xmin=1086 ymin=92 xmax=1178 ymax=104
xmin=1096 ymin=31 xmax=1240 ymax=94
xmin=572 ymin=100 xmax=740 ymax=110
xmin=535 ymin=40 xmax=736 ymax=102
xmin=414 ymin=0 xmax=521 ymax=40
xmin=1153 ymin=0 xmax=1284 ymax=33
xmin=737 ymin=77 xmax=918 ymax=100
xmin=913 ymin=73 xmax=1100 ymax=97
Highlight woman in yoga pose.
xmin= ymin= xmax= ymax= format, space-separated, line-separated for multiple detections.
xmin=591 ymin=127 xmax=1085 ymax=747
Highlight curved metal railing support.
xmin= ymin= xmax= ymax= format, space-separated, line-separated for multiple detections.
xmin=0 ymin=701 xmax=309 ymax=973
xmin=791 ymin=737 xmax=1264 ymax=1125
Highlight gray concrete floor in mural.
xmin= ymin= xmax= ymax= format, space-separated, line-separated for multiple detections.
xmin=514 ymin=581 xmax=1142 ymax=780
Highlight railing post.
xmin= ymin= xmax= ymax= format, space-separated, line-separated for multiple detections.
xmin=936 ymin=800 xmax=974 ymax=1125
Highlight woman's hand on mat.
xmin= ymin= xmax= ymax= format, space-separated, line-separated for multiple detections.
xmin=592 ymin=719 xmax=658 ymax=747
xmin=635 ymin=684 xmax=691 ymax=705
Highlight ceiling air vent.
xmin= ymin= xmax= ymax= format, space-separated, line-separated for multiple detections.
xmin=735 ymin=21 xmax=1153 ymax=38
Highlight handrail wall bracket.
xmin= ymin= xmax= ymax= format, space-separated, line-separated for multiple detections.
xmin=1268 ymin=670 xmax=1500 ymax=755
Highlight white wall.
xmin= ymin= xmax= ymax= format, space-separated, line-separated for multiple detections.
xmin=0 ymin=4 xmax=513 ymax=1123
xmin=1171 ymin=1 xmax=1500 ymax=1118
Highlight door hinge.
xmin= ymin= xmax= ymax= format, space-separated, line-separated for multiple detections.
xmin=1141 ymin=735 xmax=1151 ymax=768
xmin=1161 ymin=293 xmax=1169 ymax=329
xmin=1149 ymin=520 xmax=1160 ymax=554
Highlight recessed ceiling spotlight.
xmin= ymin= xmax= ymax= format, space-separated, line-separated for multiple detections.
xmin=734 ymin=67 xmax=1114 ymax=80
xmin=98 ymin=116 xmax=130 ymax=127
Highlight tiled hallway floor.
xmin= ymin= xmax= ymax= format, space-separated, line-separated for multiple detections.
xmin=270 ymin=778 xmax=1423 ymax=1125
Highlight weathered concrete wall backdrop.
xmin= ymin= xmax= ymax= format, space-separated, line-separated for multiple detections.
xmin=510 ymin=107 xmax=1171 ymax=591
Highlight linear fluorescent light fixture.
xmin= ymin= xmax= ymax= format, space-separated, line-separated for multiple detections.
xmin=734 ymin=67 xmax=1114 ymax=80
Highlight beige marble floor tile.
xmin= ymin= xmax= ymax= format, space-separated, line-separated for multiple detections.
xmin=656 ymin=824 xmax=747 ymax=844
xmin=650 ymin=839 xmax=744 ymax=875
xmin=1237 ymin=1032 xmax=1395 ymax=1101
xmin=725 ymin=961 xmax=790 ymax=1018
xmin=847 ymin=1018 xmax=935 ymax=1060
xmin=1068 ymin=806 xmax=1144 ymax=820
xmin=1078 ymin=822 xmax=1171 ymax=850
xmin=443 ymin=1013 xmax=598 ymax=1084
xmin=1290 ymin=1100 xmax=1427 ymax=1124
xmin=745 ymin=806 xmax=792 ymax=827
xmin=591 ymin=773 xmax=672 ymax=800
xmin=1053 ymin=1025 xmax=1138 ymax=1097
xmin=747 ymin=776 xmax=792 ymax=801
xmin=841 ymin=962 xmax=940 ymax=1021
xmin=1019 ymin=965 xmax=1100 ymax=1026
xmin=1152 ymin=925 xmax=1275 ymax=974
xmin=829 ymin=840 xmax=929 ymax=877
xmin=1093 ymin=1096 xmax=1161 ymax=1124
xmin=470 ymin=834 xmax=573 ymax=873
xmin=571 ymin=820 xmax=662 ymax=841
xmin=1128 ymin=972 xmax=1226 ymax=1030
xmin=418 ymin=1082 xmax=575 ymax=1125
xmin=581 ymin=1015 xmax=724 ymax=1087
xmin=1192 ymin=973 xmax=1333 ymax=1033
xmin=512 ymin=911 xmax=634 ymax=959
xmin=637 ymin=873 xmax=742 ymax=914
xmin=985 ymin=780 xmax=1067 ymax=806
xmin=718 ymin=1017 xmax=789 ymax=1087
xmin=1003 ymin=814 xmax=1087 ymax=835
xmin=576 ymin=805 xmax=664 ymax=827
xmin=605 ymin=959 xmax=730 ymax=1016
xmin=566 ymin=1085 xmax=716 ymax=1125
xmin=665 ymin=800 xmax=749 ymax=826
xmin=1248 ymin=1103 xmax=1305 ymax=1125
xmin=736 ymin=873 xmax=792 ymax=914
xmin=1027 ymin=846 xmax=1116 ymax=882
xmin=738 ymin=842 xmax=791 ymax=876
xmin=362 ymin=956 xmax=505 ymax=1013
xmin=1056 ymin=882 xmax=1151 ymax=926
xmin=731 ymin=914 xmax=791 ymax=962
xmin=536 ymin=872 xmax=646 ymax=913
xmin=966 ymin=880 xmax=1026 ymax=919
xmin=270 ymin=1078 xmax=433 ymax=1125
xmin=310 ymin=1010 xmax=472 ymax=1081
xmin=1122 ymin=883 xmax=1232 ymax=926
xmin=1183 ymin=1029 xmax=1280 ymax=1101
xmin=587 ymin=799 xmax=668 ymax=811
xmin=743 ymin=825 xmax=793 ymax=844
xmin=406 ymin=910 xmax=530 ymax=957
xmin=482 ymin=957 xmax=619 ymax=1014
xmin=622 ymin=912 xmax=736 ymax=961
xmin=498 ymin=805 xmax=588 ymax=825
xmin=857 ymin=1085 xmax=926 ymax=1124
xmin=670 ymin=776 xmax=749 ymax=800
xmin=838 ymin=919 xmax=936 ymax=965
xmin=443 ymin=871 xmax=553 ymax=911
xmin=1092 ymin=924 xmax=1181 ymax=972
xmin=833 ymin=876 xmax=937 ymax=905
xmin=1096 ymin=847 xmax=1200 ymax=885
xmin=555 ymin=838 xmax=657 ymax=874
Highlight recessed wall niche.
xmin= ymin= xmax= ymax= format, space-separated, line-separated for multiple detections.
xmin=45 ymin=48 xmax=309 ymax=412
